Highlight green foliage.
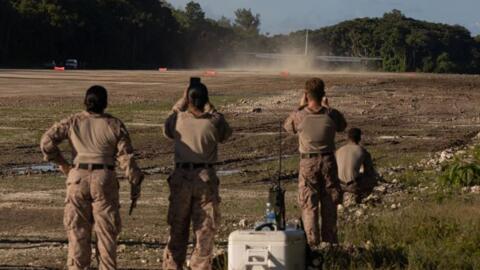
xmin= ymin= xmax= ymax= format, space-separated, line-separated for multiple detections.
xmin=421 ymin=56 xmax=435 ymax=72
xmin=185 ymin=1 xmax=204 ymax=25
xmin=397 ymin=169 xmax=427 ymax=188
xmin=342 ymin=198 xmax=480 ymax=269
xmin=433 ymin=189 xmax=454 ymax=204
xmin=271 ymin=9 xmax=479 ymax=73
xmin=233 ymin=8 xmax=260 ymax=35
xmin=212 ymin=252 xmax=227 ymax=270
xmin=474 ymin=145 xmax=480 ymax=161
xmin=313 ymin=245 xmax=408 ymax=269
xmin=168 ymin=2 xmax=242 ymax=67
xmin=440 ymin=161 xmax=480 ymax=187
xmin=1 ymin=0 xmax=182 ymax=68
xmin=217 ymin=16 xmax=232 ymax=28
xmin=435 ymin=52 xmax=457 ymax=73
xmin=440 ymin=146 xmax=480 ymax=187
xmin=0 ymin=2 xmax=478 ymax=73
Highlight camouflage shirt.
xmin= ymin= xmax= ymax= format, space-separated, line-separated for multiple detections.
xmin=164 ymin=98 xmax=232 ymax=163
xmin=40 ymin=111 xmax=143 ymax=185
xmin=284 ymin=106 xmax=347 ymax=154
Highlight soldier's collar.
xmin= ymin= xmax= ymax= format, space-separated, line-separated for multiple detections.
xmin=83 ymin=110 xmax=104 ymax=118
xmin=305 ymin=106 xmax=327 ymax=114
xmin=186 ymin=110 xmax=209 ymax=119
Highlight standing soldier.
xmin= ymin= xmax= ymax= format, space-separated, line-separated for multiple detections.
xmin=162 ymin=78 xmax=232 ymax=270
xmin=40 ymin=86 xmax=143 ymax=269
xmin=284 ymin=78 xmax=347 ymax=246
xmin=336 ymin=128 xmax=378 ymax=205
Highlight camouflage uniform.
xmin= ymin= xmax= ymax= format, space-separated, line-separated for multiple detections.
xmin=284 ymin=105 xmax=346 ymax=245
xmin=40 ymin=111 xmax=143 ymax=270
xmin=163 ymin=98 xmax=232 ymax=270
xmin=336 ymin=142 xmax=377 ymax=203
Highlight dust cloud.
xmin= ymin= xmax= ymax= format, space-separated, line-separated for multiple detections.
xmin=215 ymin=50 xmax=374 ymax=74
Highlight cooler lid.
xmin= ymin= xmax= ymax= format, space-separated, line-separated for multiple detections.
xmin=228 ymin=229 xmax=306 ymax=243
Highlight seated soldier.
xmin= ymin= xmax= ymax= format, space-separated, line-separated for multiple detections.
xmin=336 ymin=128 xmax=378 ymax=205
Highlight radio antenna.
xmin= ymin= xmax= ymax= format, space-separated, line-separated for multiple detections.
xmin=278 ymin=121 xmax=282 ymax=184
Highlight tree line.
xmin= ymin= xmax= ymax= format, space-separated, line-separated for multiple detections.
xmin=271 ymin=10 xmax=480 ymax=73
xmin=0 ymin=0 xmax=265 ymax=68
xmin=0 ymin=1 xmax=479 ymax=73
xmin=0 ymin=0 xmax=181 ymax=68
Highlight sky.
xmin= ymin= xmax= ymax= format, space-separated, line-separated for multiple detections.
xmin=166 ymin=0 xmax=480 ymax=36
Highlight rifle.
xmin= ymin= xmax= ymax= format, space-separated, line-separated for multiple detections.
xmin=268 ymin=121 xmax=286 ymax=230
xmin=129 ymin=177 xmax=143 ymax=216
xmin=128 ymin=199 xmax=137 ymax=216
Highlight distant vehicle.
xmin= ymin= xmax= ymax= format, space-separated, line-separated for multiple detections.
xmin=65 ymin=59 xmax=78 ymax=69
xmin=43 ymin=60 xmax=56 ymax=69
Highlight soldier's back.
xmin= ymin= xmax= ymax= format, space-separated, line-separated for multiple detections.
xmin=174 ymin=111 xmax=220 ymax=164
xmin=336 ymin=144 xmax=366 ymax=183
xmin=68 ymin=111 xmax=123 ymax=165
xmin=294 ymin=107 xmax=342 ymax=154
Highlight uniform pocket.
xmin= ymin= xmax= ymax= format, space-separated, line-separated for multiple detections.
xmin=298 ymin=185 xmax=317 ymax=209
xmin=66 ymin=169 xmax=81 ymax=186
xmin=297 ymin=187 xmax=307 ymax=207
xmin=107 ymin=209 xmax=122 ymax=235
xmin=63 ymin=203 xmax=91 ymax=240
xmin=65 ymin=170 xmax=83 ymax=203
xmin=63 ymin=205 xmax=76 ymax=230
xmin=166 ymin=170 xmax=185 ymax=225
xmin=198 ymin=169 xmax=221 ymax=203
xmin=300 ymin=159 xmax=318 ymax=185
xmin=322 ymin=155 xmax=338 ymax=186
xmin=167 ymin=170 xmax=184 ymax=190
xmin=98 ymin=169 xmax=116 ymax=187
xmin=321 ymin=155 xmax=342 ymax=204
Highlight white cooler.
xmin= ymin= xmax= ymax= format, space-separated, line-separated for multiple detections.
xmin=228 ymin=230 xmax=306 ymax=270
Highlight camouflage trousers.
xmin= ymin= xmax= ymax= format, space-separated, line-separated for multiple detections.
xmin=163 ymin=168 xmax=221 ymax=270
xmin=64 ymin=167 xmax=121 ymax=270
xmin=341 ymin=174 xmax=377 ymax=203
xmin=298 ymin=154 xmax=342 ymax=246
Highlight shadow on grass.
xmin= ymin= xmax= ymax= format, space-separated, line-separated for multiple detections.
xmin=312 ymin=245 xmax=408 ymax=269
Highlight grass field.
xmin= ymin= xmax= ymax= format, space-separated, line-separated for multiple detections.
xmin=1 ymin=69 xmax=480 ymax=269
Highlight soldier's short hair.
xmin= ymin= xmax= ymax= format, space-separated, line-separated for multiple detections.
xmin=188 ymin=82 xmax=209 ymax=110
xmin=85 ymin=85 xmax=108 ymax=113
xmin=348 ymin=128 xmax=362 ymax=143
xmin=305 ymin=78 xmax=325 ymax=103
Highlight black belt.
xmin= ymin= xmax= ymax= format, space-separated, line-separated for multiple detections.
xmin=77 ymin=163 xmax=115 ymax=171
xmin=300 ymin=152 xmax=333 ymax=159
xmin=175 ymin=163 xmax=214 ymax=169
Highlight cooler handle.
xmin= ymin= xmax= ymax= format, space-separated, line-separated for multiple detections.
xmin=245 ymin=248 xmax=269 ymax=266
